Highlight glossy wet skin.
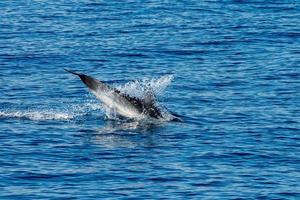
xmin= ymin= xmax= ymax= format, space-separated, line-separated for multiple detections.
xmin=68 ymin=71 xmax=165 ymax=120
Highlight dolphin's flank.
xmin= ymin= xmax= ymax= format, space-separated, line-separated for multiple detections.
xmin=65 ymin=69 xmax=173 ymax=120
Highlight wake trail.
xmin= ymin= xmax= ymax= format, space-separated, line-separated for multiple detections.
xmin=0 ymin=102 xmax=102 ymax=121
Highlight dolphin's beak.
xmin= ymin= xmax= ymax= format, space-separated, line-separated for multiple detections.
xmin=64 ymin=68 xmax=82 ymax=76
xmin=64 ymin=68 xmax=99 ymax=91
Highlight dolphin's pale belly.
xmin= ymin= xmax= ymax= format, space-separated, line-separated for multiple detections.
xmin=65 ymin=69 xmax=176 ymax=121
xmin=92 ymin=91 xmax=142 ymax=118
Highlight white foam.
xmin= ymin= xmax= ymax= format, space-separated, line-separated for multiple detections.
xmin=0 ymin=110 xmax=74 ymax=121
xmin=0 ymin=101 xmax=103 ymax=121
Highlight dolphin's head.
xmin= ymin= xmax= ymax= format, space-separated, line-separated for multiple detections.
xmin=77 ymin=74 xmax=97 ymax=90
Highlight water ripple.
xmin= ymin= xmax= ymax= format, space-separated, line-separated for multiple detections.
xmin=0 ymin=0 xmax=299 ymax=199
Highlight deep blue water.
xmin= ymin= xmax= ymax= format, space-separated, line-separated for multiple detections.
xmin=1 ymin=1 xmax=300 ymax=199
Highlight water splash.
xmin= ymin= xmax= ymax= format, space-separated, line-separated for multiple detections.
xmin=107 ymin=75 xmax=175 ymax=121
xmin=116 ymin=75 xmax=174 ymax=99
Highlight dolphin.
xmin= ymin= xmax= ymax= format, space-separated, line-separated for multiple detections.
xmin=65 ymin=69 xmax=176 ymax=121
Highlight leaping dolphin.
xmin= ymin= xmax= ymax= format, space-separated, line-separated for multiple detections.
xmin=65 ymin=69 xmax=178 ymax=121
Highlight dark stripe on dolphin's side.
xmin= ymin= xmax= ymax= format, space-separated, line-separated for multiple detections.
xmin=65 ymin=69 xmax=168 ymax=120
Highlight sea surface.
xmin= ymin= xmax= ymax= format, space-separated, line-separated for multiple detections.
xmin=0 ymin=1 xmax=299 ymax=199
